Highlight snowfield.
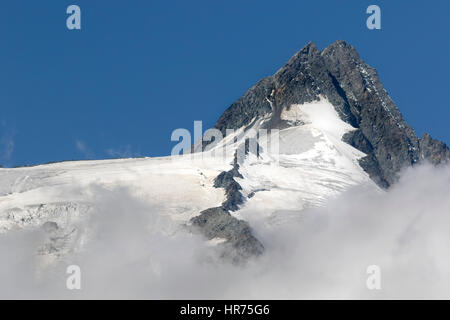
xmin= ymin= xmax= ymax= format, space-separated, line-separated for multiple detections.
xmin=235 ymin=99 xmax=376 ymax=226
xmin=0 ymin=156 xmax=228 ymax=232
xmin=0 ymin=98 xmax=377 ymax=252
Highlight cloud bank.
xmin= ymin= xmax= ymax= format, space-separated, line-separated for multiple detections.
xmin=1 ymin=163 xmax=450 ymax=299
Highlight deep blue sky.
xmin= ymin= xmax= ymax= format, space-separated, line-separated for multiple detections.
xmin=0 ymin=0 xmax=448 ymax=167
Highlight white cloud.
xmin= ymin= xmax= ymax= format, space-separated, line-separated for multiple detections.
xmin=0 ymin=121 xmax=16 ymax=164
xmin=1 ymin=163 xmax=450 ymax=299
xmin=75 ymin=140 xmax=94 ymax=159
xmin=106 ymin=145 xmax=140 ymax=159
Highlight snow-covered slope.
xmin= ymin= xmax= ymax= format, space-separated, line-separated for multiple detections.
xmin=0 ymin=154 xmax=230 ymax=261
xmin=0 ymin=97 xmax=377 ymax=262
xmin=209 ymin=98 xmax=377 ymax=226
xmin=0 ymin=155 xmax=228 ymax=231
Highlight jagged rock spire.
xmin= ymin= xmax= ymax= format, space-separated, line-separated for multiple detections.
xmin=214 ymin=40 xmax=449 ymax=187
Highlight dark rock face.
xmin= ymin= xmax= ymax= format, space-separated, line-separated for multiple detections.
xmin=213 ymin=152 xmax=245 ymax=212
xmin=321 ymin=41 xmax=421 ymax=186
xmin=419 ymin=133 xmax=450 ymax=165
xmin=215 ymin=77 xmax=274 ymax=134
xmin=192 ymin=151 xmax=263 ymax=261
xmin=190 ymin=207 xmax=264 ymax=262
xmin=213 ymin=40 xmax=450 ymax=187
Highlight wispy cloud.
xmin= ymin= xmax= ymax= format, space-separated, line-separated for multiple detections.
xmin=106 ymin=145 xmax=141 ymax=159
xmin=75 ymin=140 xmax=94 ymax=159
xmin=0 ymin=121 xmax=17 ymax=165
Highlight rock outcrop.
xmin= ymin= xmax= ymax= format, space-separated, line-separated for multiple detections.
xmin=191 ymin=207 xmax=264 ymax=263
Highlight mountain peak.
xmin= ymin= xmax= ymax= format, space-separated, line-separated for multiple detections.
xmin=324 ymin=39 xmax=353 ymax=51
xmin=301 ymin=40 xmax=319 ymax=54
xmin=321 ymin=40 xmax=362 ymax=68
xmin=274 ymin=41 xmax=320 ymax=77
xmin=214 ymin=40 xmax=449 ymax=187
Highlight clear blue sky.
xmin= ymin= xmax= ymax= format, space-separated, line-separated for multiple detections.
xmin=0 ymin=0 xmax=448 ymax=167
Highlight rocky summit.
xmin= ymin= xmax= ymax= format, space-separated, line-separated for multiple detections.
xmin=214 ymin=40 xmax=449 ymax=188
